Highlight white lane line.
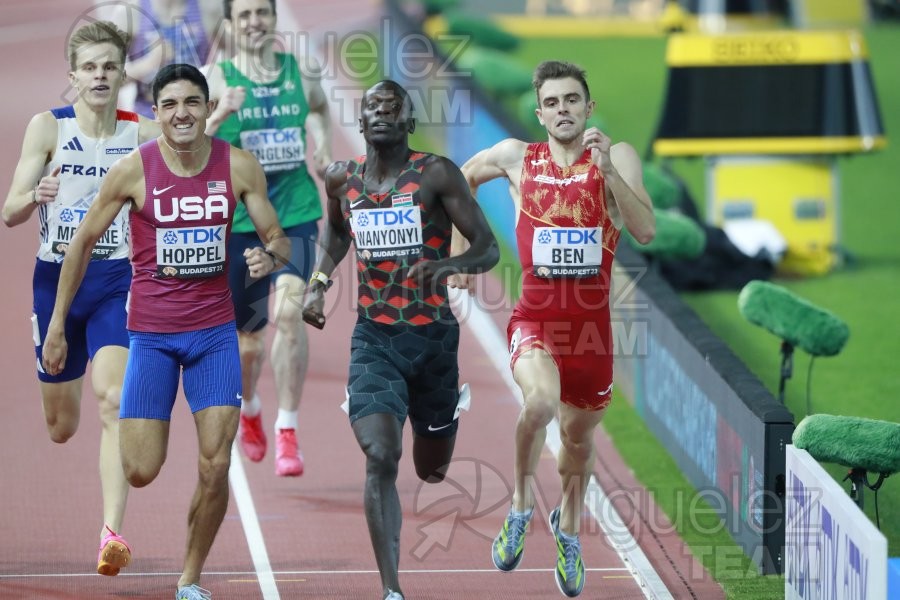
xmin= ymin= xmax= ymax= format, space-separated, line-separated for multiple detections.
xmin=450 ymin=289 xmax=673 ymax=600
xmin=229 ymin=444 xmax=281 ymax=600
xmin=0 ymin=566 xmax=631 ymax=579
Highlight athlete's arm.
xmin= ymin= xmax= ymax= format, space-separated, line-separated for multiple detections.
xmin=205 ymin=64 xmax=244 ymax=136
xmin=231 ymin=147 xmax=290 ymax=278
xmin=447 ymin=138 xmax=525 ymax=288
xmin=588 ymin=132 xmax=654 ymax=244
xmin=2 ymin=112 xmax=56 ymax=228
xmin=300 ymin=56 xmax=332 ymax=179
xmin=42 ymin=152 xmax=142 ymax=375
xmin=138 ymin=115 xmax=161 ymax=143
xmin=409 ymin=156 xmax=499 ymax=288
xmin=461 ymin=138 xmax=527 ymax=196
xmin=301 ymin=161 xmax=352 ymax=329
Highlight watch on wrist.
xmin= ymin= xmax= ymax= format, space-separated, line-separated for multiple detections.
xmin=309 ymin=270 xmax=333 ymax=291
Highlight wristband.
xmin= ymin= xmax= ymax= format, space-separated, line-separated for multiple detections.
xmin=309 ymin=270 xmax=333 ymax=291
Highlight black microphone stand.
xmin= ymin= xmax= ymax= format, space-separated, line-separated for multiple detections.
xmin=842 ymin=468 xmax=888 ymax=528
xmin=778 ymin=340 xmax=794 ymax=404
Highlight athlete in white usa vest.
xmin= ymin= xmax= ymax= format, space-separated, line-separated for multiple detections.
xmin=1 ymin=21 xmax=160 ymax=578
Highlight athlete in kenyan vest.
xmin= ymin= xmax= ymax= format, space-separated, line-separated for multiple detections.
xmin=343 ymin=152 xmax=452 ymax=325
xmin=129 ymin=138 xmax=238 ymax=333
xmin=37 ymin=106 xmax=137 ymax=263
xmin=516 ymin=142 xmax=620 ymax=317
xmin=214 ymin=53 xmax=321 ymax=233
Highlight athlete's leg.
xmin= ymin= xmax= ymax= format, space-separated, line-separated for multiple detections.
xmin=118 ymin=331 xmax=181 ymax=487
xmin=270 ymin=273 xmax=308 ymax=416
xmin=38 ymin=379 xmax=83 ymax=442
xmin=352 ymin=412 xmax=404 ymax=598
xmin=228 ymin=230 xmax=270 ymax=440
xmin=90 ymin=345 xmax=129 ymax=536
xmin=177 ymin=322 xmax=243 ymax=588
xmin=411 ymin=435 xmax=455 ymax=483
xmin=347 ymin=319 xmax=411 ymax=598
xmin=556 ymin=403 xmax=606 ymax=535
xmin=408 ymin=321 xmax=461 ymax=483
xmin=237 ymin=329 xmax=266 ymax=401
xmin=511 ymin=348 xmax=560 ymax=512
xmin=119 ymin=417 xmax=170 ymax=486
xmin=179 ymin=404 xmax=239 ymax=588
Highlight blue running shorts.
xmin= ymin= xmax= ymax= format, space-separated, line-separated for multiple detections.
xmin=228 ymin=220 xmax=319 ymax=332
xmin=120 ymin=321 xmax=242 ymax=420
xmin=32 ymin=258 xmax=130 ymax=383
xmin=347 ymin=315 xmax=461 ymax=439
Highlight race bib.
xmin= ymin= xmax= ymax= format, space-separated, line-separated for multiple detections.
xmin=351 ymin=206 xmax=423 ymax=261
xmin=51 ymin=206 xmax=122 ymax=260
xmin=532 ymin=226 xmax=602 ymax=278
xmin=156 ymin=225 xmax=226 ymax=278
xmin=240 ymin=127 xmax=305 ymax=173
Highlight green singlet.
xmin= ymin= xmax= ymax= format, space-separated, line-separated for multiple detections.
xmin=215 ymin=53 xmax=322 ymax=232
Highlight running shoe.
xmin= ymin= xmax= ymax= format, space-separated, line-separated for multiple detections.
xmin=549 ymin=507 xmax=585 ymax=597
xmin=491 ymin=505 xmax=533 ymax=571
xmin=275 ymin=428 xmax=304 ymax=477
xmin=238 ymin=412 xmax=266 ymax=462
xmin=384 ymin=590 xmax=404 ymax=600
xmin=96 ymin=525 xmax=131 ymax=576
xmin=175 ymin=584 xmax=211 ymax=600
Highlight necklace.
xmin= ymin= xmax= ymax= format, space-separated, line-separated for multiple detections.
xmin=162 ymin=135 xmax=209 ymax=155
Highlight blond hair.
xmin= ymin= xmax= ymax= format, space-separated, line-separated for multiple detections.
xmin=68 ymin=21 xmax=131 ymax=70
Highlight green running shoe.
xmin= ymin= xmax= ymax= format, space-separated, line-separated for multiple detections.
xmin=491 ymin=506 xmax=533 ymax=571
xmin=549 ymin=507 xmax=585 ymax=597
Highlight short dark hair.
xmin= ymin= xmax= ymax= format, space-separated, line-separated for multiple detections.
xmin=152 ymin=63 xmax=210 ymax=105
xmin=533 ymin=60 xmax=590 ymax=103
xmin=223 ymin=0 xmax=277 ymax=19
xmin=365 ymin=79 xmax=412 ymax=111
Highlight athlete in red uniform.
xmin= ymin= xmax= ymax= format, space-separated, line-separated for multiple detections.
xmin=457 ymin=60 xmax=655 ymax=597
xmin=302 ymin=80 xmax=498 ymax=600
xmin=42 ymin=64 xmax=289 ymax=600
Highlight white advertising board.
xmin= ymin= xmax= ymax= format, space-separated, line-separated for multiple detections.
xmin=785 ymin=445 xmax=887 ymax=600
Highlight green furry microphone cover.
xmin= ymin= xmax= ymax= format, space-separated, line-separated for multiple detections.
xmin=738 ymin=280 xmax=850 ymax=357
xmin=793 ymin=414 xmax=900 ymax=475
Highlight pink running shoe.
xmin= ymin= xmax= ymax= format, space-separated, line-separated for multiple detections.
xmin=238 ymin=412 xmax=267 ymax=462
xmin=97 ymin=525 xmax=131 ymax=576
xmin=275 ymin=428 xmax=304 ymax=477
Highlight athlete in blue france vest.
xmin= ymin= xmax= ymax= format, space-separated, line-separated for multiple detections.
xmin=2 ymin=21 xmax=160 ymax=577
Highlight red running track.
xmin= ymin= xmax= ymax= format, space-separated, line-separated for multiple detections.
xmin=0 ymin=1 xmax=723 ymax=598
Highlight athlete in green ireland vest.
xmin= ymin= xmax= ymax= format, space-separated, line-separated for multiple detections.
xmin=206 ymin=0 xmax=332 ymax=477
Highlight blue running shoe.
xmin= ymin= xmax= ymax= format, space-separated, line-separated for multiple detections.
xmin=175 ymin=584 xmax=211 ymax=600
xmin=549 ymin=507 xmax=585 ymax=597
xmin=384 ymin=590 xmax=404 ymax=600
xmin=492 ymin=506 xmax=533 ymax=571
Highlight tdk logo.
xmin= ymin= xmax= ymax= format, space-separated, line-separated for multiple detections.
xmin=538 ymin=229 xmax=598 ymax=245
xmin=60 ymin=164 xmax=109 ymax=177
xmin=59 ymin=207 xmax=88 ymax=223
xmin=357 ymin=208 xmax=416 ymax=227
xmin=244 ymin=129 xmax=298 ymax=146
xmin=162 ymin=228 xmax=224 ymax=244
xmin=153 ymin=196 xmax=229 ymax=222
